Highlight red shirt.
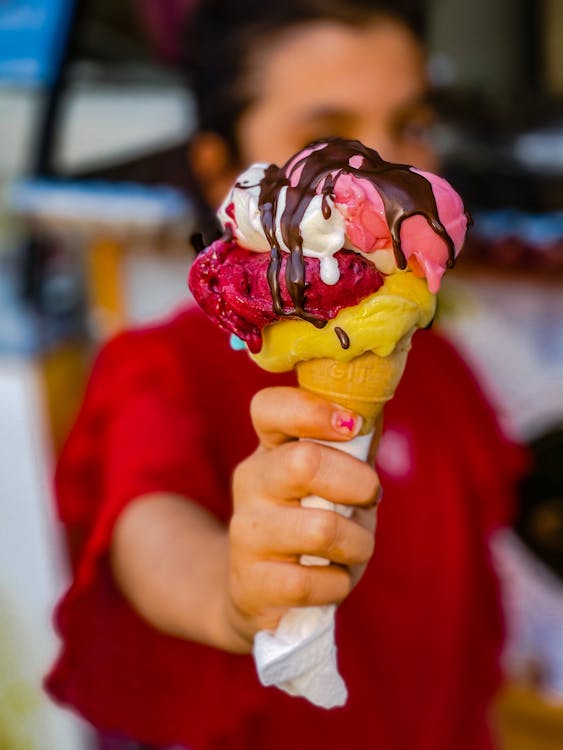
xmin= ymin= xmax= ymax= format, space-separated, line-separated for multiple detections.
xmin=46 ymin=305 xmax=525 ymax=749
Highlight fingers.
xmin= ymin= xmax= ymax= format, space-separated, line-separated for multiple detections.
xmin=231 ymin=504 xmax=376 ymax=566
xmin=250 ymin=387 xmax=363 ymax=448
xmin=228 ymin=495 xmax=378 ymax=637
xmin=233 ymin=439 xmax=381 ymax=510
xmin=229 ymin=558 xmax=353 ymax=630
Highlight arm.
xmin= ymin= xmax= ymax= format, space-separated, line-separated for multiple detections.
xmin=111 ymin=386 xmax=380 ymax=654
xmin=111 ymin=493 xmax=245 ymax=650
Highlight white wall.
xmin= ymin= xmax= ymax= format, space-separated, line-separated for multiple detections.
xmin=0 ymin=359 xmax=92 ymax=749
xmin=441 ymin=273 xmax=563 ymax=440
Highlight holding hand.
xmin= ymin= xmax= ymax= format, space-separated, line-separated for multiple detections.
xmin=227 ymin=386 xmax=381 ymax=646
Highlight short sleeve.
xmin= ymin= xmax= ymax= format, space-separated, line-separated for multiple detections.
xmin=55 ymin=320 xmax=234 ymax=589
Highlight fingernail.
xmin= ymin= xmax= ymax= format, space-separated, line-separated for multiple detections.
xmin=332 ymin=411 xmax=362 ymax=437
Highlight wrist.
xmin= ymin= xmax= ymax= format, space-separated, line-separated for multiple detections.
xmin=205 ymin=544 xmax=254 ymax=654
xmin=222 ymin=597 xmax=255 ymax=654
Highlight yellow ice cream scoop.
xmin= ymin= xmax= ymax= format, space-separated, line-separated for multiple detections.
xmin=251 ymin=271 xmax=435 ymax=373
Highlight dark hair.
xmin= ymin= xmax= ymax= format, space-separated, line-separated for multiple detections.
xmin=184 ymin=0 xmax=427 ymax=157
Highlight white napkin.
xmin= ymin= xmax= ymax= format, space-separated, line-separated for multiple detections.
xmin=253 ymin=431 xmax=373 ymax=708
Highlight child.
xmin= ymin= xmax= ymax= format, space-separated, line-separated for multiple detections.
xmin=47 ymin=2 xmax=525 ymax=748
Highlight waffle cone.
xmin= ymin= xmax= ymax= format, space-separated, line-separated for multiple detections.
xmin=296 ymin=334 xmax=413 ymax=434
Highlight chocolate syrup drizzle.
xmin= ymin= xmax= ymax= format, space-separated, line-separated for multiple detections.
xmin=335 ymin=327 xmax=350 ymax=350
xmin=246 ymin=138 xmax=465 ymax=345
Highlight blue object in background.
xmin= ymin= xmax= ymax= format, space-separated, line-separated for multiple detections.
xmin=10 ymin=178 xmax=192 ymax=223
xmin=473 ymin=210 xmax=563 ymax=247
xmin=0 ymin=0 xmax=75 ymax=86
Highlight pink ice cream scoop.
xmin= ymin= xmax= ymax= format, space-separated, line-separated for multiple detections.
xmin=331 ymin=164 xmax=468 ymax=292
xmin=189 ymin=138 xmax=470 ymax=349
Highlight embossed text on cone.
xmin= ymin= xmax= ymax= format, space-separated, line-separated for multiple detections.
xmin=296 ymin=333 xmax=413 ymax=433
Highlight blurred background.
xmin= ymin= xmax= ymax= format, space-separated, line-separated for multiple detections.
xmin=0 ymin=1 xmax=562 ymax=748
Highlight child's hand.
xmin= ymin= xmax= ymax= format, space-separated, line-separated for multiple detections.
xmin=111 ymin=386 xmax=380 ymax=655
xmin=226 ymin=386 xmax=381 ymax=646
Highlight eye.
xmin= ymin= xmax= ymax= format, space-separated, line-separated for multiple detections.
xmin=394 ymin=109 xmax=437 ymax=144
xmin=401 ymin=120 xmax=435 ymax=142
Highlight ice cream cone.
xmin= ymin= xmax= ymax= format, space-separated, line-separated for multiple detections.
xmin=188 ymin=138 xmax=470 ymax=710
xmin=296 ymin=333 xmax=413 ymax=435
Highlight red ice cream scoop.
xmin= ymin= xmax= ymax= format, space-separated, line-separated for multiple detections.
xmin=189 ymin=239 xmax=383 ymax=353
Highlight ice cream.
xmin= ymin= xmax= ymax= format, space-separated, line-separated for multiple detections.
xmin=189 ymin=138 xmax=467 ymax=367
xmin=188 ymin=138 xmax=470 ymax=707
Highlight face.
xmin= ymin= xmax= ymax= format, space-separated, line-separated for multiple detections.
xmin=237 ymin=18 xmax=437 ymax=172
